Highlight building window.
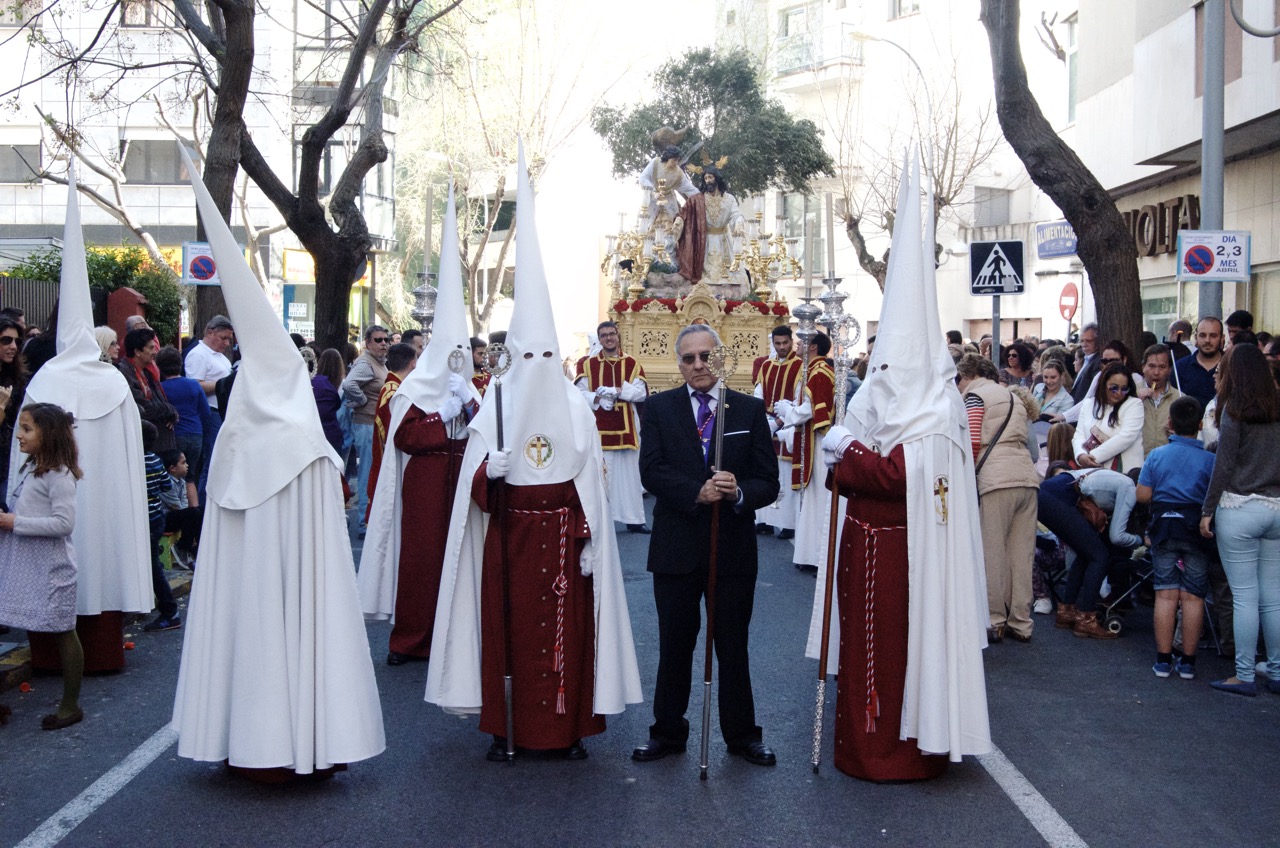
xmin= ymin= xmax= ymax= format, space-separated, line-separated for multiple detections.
xmin=973 ymin=186 xmax=1011 ymax=228
xmin=0 ymin=145 xmax=39 ymax=182
xmin=1065 ymin=14 xmax=1077 ymax=124
xmin=889 ymin=0 xmax=919 ymax=20
xmin=121 ymin=140 xmax=187 ymax=184
xmin=779 ymin=5 xmax=806 ymax=38
xmin=121 ymin=0 xmax=175 ymax=27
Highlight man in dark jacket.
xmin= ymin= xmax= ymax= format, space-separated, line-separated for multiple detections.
xmin=633 ymin=323 xmax=781 ymax=767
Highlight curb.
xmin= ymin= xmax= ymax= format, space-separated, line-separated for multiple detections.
xmin=0 ymin=570 xmax=193 ymax=694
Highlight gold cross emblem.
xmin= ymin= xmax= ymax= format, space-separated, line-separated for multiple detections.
xmin=933 ymin=475 xmax=949 ymax=524
xmin=524 ymin=434 xmax=554 ymax=469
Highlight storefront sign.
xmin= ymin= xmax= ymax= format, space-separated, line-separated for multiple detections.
xmin=1035 ymin=221 xmax=1077 ymax=258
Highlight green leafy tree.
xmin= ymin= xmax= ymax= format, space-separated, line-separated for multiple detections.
xmin=5 ymin=245 xmax=183 ymax=343
xmin=592 ymin=48 xmax=834 ymax=196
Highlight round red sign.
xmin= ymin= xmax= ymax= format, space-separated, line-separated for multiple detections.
xmin=1059 ymin=282 xmax=1079 ymax=322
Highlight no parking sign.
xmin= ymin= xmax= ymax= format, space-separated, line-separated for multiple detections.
xmin=1176 ymin=230 xmax=1250 ymax=282
xmin=182 ymin=241 xmax=221 ymax=286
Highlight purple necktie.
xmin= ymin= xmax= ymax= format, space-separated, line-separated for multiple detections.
xmin=695 ymin=391 xmax=713 ymax=463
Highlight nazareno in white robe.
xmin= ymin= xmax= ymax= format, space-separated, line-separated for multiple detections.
xmin=170 ymin=143 xmax=384 ymax=772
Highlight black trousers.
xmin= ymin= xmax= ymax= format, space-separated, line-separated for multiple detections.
xmin=650 ymin=569 xmax=761 ymax=747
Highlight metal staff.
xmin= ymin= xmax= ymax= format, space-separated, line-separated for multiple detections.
xmin=485 ymin=342 xmax=515 ymax=763
xmin=812 ymin=310 xmax=860 ymax=773
xmin=700 ymin=343 xmax=739 ymax=781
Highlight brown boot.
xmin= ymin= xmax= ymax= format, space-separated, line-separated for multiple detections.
xmin=1072 ymin=611 xmax=1118 ymax=640
xmin=1054 ymin=603 xmax=1077 ymax=629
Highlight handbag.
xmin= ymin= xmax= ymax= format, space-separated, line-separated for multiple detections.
xmin=1072 ymin=470 xmax=1108 ymax=532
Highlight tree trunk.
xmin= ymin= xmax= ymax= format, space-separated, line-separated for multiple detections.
xmin=192 ymin=0 xmax=256 ymax=336
xmin=980 ymin=0 xmax=1142 ymax=353
xmin=843 ymin=215 xmax=888 ymax=290
xmin=313 ymin=251 xmax=364 ymax=351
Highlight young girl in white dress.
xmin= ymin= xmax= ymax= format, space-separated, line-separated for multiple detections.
xmin=0 ymin=403 xmax=84 ymax=730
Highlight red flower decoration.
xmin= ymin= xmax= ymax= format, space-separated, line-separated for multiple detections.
xmin=630 ymin=298 xmax=653 ymax=311
xmin=772 ymin=303 xmax=790 ymax=316
xmin=613 ymin=299 xmax=630 ymax=313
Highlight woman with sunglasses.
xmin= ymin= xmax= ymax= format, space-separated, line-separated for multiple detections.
xmin=0 ymin=317 xmax=28 ymax=506
xmin=1000 ymin=342 xmax=1036 ymax=389
xmin=1200 ymin=344 xmax=1280 ymax=696
xmin=1073 ymin=363 xmax=1144 ymax=474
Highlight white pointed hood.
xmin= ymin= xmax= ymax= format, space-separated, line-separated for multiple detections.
xmin=467 ymin=142 xmax=592 ymax=485
xmin=395 ymin=182 xmax=478 ymax=413
xmin=179 ymin=145 xmax=340 ymax=509
xmin=25 ymin=169 xmax=131 ymax=420
xmin=845 ymin=149 xmax=965 ymax=453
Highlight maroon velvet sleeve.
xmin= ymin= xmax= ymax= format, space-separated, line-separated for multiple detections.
xmin=393 ymin=405 xmax=450 ymax=455
xmin=834 ymin=442 xmax=907 ymax=499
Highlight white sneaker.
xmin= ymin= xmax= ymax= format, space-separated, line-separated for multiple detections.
xmin=1033 ymin=598 xmax=1053 ymax=615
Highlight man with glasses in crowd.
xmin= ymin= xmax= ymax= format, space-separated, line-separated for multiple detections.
xmin=342 ymin=325 xmax=391 ymax=532
xmin=1174 ymin=317 xmax=1223 ymax=408
xmin=1070 ymin=323 xmax=1101 ymax=403
xmin=185 ymin=315 xmax=235 ymax=415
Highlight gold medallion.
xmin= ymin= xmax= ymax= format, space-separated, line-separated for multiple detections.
xmin=524 ymin=434 xmax=554 ymax=469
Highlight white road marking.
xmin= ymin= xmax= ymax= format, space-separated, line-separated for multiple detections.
xmin=17 ymin=724 xmax=178 ymax=848
xmin=978 ymin=745 xmax=1089 ymax=848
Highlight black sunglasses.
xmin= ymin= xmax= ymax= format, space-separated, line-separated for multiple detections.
xmin=679 ymin=351 xmax=713 ymax=365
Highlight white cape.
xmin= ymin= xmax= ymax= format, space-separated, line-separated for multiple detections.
xmin=900 ymin=435 xmax=991 ymax=760
xmin=171 ymin=459 xmax=386 ymax=771
xmin=424 ymin=384 xmax=642 ymax=716
xmin=12 ymin=393 xmax=152 ymax=615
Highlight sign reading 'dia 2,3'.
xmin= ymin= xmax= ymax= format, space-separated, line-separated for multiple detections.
xmin=1176 ymin=230 xmax=1251 ymax=282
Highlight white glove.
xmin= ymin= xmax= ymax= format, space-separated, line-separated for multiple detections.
xmin=486 ymin=449 xmax=511 ymax=479
xmin=767 ymin=415 xmax=781 ymax=435
xmin=785 ymin=400 xmax=813 ymax=427
xmin=617 ymin=380 xmax=646 ymax=403
xmin=439 ymin=395 xmax=463 ymax=422
xmin=822 ymin=425 xmax=854 ymax=456
xmin=773 ymin=399 xmax=795 ymax=420
xmin=599 ymin=395 xmax=616 ymax=411
xmin=777 ymin=426 xmax=795 ymax=446
xmin=448 ymin=373 xmax=466 ymax=396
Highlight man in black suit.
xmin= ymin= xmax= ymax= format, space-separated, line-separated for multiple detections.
xmin=633 ymin=323 xmax=781 ymax=767
xmin=1070 ymin=322 xmax=1101 ymax=403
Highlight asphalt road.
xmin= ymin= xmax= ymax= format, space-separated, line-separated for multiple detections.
xmin=1 ymin=500 xmax=1277 ymax=847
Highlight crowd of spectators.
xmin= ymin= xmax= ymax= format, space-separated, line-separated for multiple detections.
xmin=947 ymin=310 xmax=1280 ymax=695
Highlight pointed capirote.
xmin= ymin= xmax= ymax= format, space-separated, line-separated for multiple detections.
xmin=177 ymin=144 xmax=339 ymax=510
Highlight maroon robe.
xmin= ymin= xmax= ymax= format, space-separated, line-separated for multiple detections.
xmin=388 ymin=405 xmax=466 ymax=658
xmin=832 ymin=443 xmax=948 ymax=782
xmin=471 ymin=469 xmax=604 ymax=749
xmin=676 ymin=193 xmax=707 ymax=282
xmin=29 ymin=612 xmax=125 ymax=673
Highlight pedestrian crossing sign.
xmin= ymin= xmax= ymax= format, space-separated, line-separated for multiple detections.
xmin=969 ymin=240 xmax=1025 ymax=295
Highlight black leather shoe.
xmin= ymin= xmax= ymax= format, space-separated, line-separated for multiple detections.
xmin=486 ymin=737 xmax=512 ymax=762
xmin=727 ymin=740 xmax=777 ymax=767
xmin=632 ymin=738 xmax=686 ymax=762
xmin=755 ymin=523 xmax=774 ymax=536
xmin=777 ymin=529 xmax=795 ymax=540
xmin=386 ymin=651 xmax=427 ymax=666
xmin=564 ymin=740 xmax=588 ymax=760
xmin=626 ymin=524 xmax=652 ymax=534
